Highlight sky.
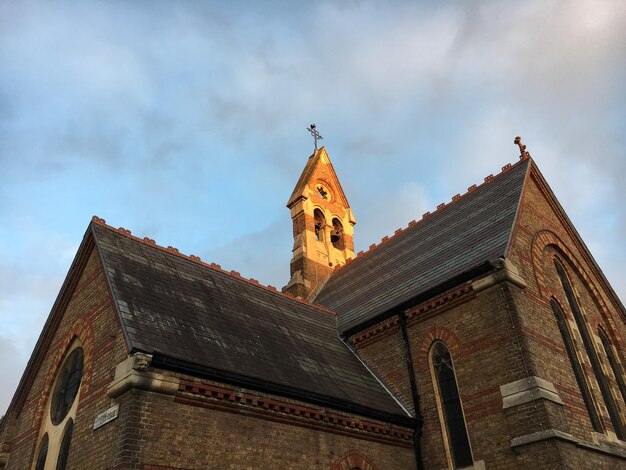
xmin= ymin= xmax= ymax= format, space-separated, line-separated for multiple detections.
xmin=0 ymin=0 xmax=624 ymax=415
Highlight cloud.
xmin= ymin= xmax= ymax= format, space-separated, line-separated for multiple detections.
xmin=0 ymin=335 xmax=26 ymax=416
xmin=353 ymin=181 xmax=432 ymax=248
xmin=202 ymin=219 xmax=291 ymax=289
xmin=0 ymin=0 xmax=624 ymax=414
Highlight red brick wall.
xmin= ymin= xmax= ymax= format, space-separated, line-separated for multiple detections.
xmin=3 ymin=247 xmax=129 ymax=469
xmin=125 ymin=383 xmax=416 ymax=470
xmin=2 ymin=245 xmax=416 ymax=470
xmin=348 ymin=163 xmax=626 ymax=469
xmin=506 ymin=167 xmax=626 ymax=443
xmin=351 ymin=285 xmax=530 ymax=470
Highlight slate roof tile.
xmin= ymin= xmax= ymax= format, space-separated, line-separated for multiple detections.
xmin=92 ymin=223 xmax=406 ymax=417
xmin=315 ymin=158 xmax=530 ymax=335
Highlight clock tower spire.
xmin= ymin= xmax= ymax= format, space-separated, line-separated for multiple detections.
xmin=283 ymin=146 xmax=356 ymax=299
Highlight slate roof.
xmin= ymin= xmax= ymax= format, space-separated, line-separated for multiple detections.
xmin=315 ymin=158 xmax=530 ymax=336
xmin=92 ymin=223 xmax=407 ymax=419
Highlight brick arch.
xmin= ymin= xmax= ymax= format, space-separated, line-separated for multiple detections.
xmin=530 ymin=230 xmax=624 ymax=353
xmin=314 ymin=178 xmax=335 ymax=195
xmin=416 ymin=326 xmax=462 ymax=373
xmin=33 ymin=317 xmax=95 ymax=430
xmin=330 ymin=451 xmax=378 ymax=470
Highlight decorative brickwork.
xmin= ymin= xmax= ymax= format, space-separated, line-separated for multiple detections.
xmin=331 ymin=450 xmax=378 ymax=470
xmin=130 ymin=386 xmax=416 ymax=469
xmin=176 ymin=380 xmax=413 ymax=447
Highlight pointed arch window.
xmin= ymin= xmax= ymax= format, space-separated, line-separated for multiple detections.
xmin=550 ymin=298 xmax=603 ymax=432
xmin=314 ymin=209 xmax=325 ymax=242
xmin=55 ymin=418 xmax=74 ymax=470
xmin=331 ymin=218 xmax=345 ymax=250
xmin=33 ymin=342 xmax=84 ymax=469
xmin=431 ymin=341 xmax=473 ymax=468
xmin=598 ymin=328 xmax=626 ymax=408
xmin=34 ymin=433 xmax=49 ymax=470
xmin=51 ymin=348 xmax=83 ymax=425
xmin=554 ymin=258 xmax=624 ymax=439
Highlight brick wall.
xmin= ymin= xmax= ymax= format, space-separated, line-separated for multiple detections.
xmin=3 ymin=247 xmax=129 ymax=469
xmin=2 ymin=244 xmax=416 ymax=469
xmin=347 ymin=162 xmax=626 ymax=468
xmin=352 ymin=284 xmax=530 ymax=469
xmin=123 ymin=381 xmax=416 ymax=470
xmin=505 ymin=166 xmax=626 ymax=451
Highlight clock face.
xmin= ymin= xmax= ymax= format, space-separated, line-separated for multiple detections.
xmin=316 ymin=184 xmax=331 ymax=201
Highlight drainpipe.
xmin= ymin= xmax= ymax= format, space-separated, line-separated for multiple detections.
xmin=399 ymin=311 xmax=425 ymax=470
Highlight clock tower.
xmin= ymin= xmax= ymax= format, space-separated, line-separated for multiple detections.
xmin=283 ymin=147 xmax=356 ymax=299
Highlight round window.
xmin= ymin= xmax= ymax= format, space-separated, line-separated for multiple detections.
xmin=50 ymin=348 xmax=84 ymax=425
xmin=316 ymin=184 xmax=331 ymax=201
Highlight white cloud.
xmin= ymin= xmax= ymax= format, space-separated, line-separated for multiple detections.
xmin=0 ymin=0 xmax=624 ymax=414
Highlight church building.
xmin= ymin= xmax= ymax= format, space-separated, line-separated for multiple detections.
xmin=1 ymin=138 xmax=625 ymax=469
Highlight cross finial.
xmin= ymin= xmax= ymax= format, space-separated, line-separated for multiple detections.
xmin=514 ymin=136 xmax=530 ymax=160
xmin=307 ymin=123 xmax=323 ymax=151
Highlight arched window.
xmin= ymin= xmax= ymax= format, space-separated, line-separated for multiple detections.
xmin=330 ymin=451 xmax=376 ymax=470
xmin=314 ymin=209 xmax=325 ymax=242
xmin=33 ymin=342 xmax=84 ymax=469
xmin=51 ymin=348 xmax=83 ymax=425
xmin=34 ymin=433 xmax=49 ymax=470
xmin=56 ymin=418 xmax=74 ymax=470
xmin=550 ymin=298 xmax=603 ymax=432
xmin=430 ymin=341 xmax=473 ymax=468
xmin=331 ymin=218 xmax=345 ymax=250
xmin=598 ymin=328 xmax=626 ymax=407
xmin=555 ymin=259 xmax=624 ymax=439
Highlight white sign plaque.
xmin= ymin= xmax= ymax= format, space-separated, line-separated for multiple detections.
xmin=93 ymin=403 xmax=119 ymax=430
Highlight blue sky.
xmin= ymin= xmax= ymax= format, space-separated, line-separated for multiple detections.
xmin=1 ymin=0 xmax=624 ymax=414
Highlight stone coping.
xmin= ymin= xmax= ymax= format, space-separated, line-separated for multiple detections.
xmin=500 ymin=376 xmax=564 ymax=409
xmin=510 ymin=429 xmax=626 ymax=460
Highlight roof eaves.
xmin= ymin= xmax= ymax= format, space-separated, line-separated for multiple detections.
xmin=504 ymin=155 xmax=532 ymax=257
xmin=149 ymin=352 xmax=415 ymax=427
xmin=339 ymin=261 xmax=494 ymax=338
xmin=526 ymin=163 xmax=626 ymax=318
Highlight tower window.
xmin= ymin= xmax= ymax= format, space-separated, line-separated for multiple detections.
xmin=316 ymin=184 xmax=329 ymax=200
xmin=431 ymin=341 xmax=473 ymax=468
xmin=314 ymin=209 xmax=325 ymax=242
xmin=331 ymin=218 xmax=344 ymax=250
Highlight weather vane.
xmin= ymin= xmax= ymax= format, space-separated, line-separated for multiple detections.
xmin=307 ymin=124 xmax=323 ymax=151
xmin=514 ymin=136 xmax=530 ymax=160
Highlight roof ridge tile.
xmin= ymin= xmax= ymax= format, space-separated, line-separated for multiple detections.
xmin=90 ymin=216 xmax=335 ymax=315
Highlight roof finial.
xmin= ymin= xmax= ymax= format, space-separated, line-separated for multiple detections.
xmin=514 ymin=136 xmax=530 ymax=160
xmin=307 ymin=123 xmax=323 ymax=151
